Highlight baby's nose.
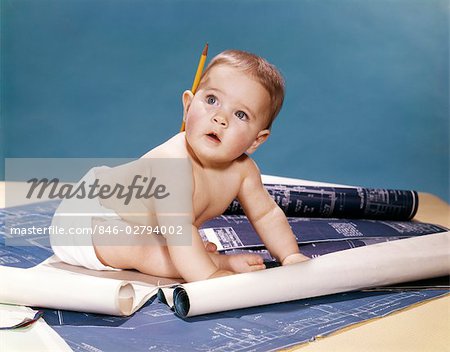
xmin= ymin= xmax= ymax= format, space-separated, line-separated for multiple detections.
xmin=211 ymin=114 xmax=228 ymax=128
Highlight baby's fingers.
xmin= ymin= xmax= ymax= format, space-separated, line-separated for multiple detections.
xmin=247 ymin=255 xmax=264 ymax=265
xmin=247 ymin=263 xmax=266 ymax=272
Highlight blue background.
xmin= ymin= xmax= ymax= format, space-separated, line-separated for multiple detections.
xmin=2 ymin=0 xmax=448 ymax=202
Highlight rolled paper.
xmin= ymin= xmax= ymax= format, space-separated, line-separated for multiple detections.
xmin=171 ymin=232 xmax=450 ymax=317
xmin=0 ymin=265 xmax=158 ymax=316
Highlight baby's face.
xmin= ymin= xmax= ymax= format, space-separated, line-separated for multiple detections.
xmin=183 ymin=65 xmax=271 ymax=165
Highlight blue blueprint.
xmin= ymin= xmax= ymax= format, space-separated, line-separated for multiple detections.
xmin=226 ymin=184 xmax=419 ymax=220
xmin=1 ymin=201 xmax=448 ymax=351
xmin=0 ymin=201 xmax=58 ymax=267
xmin=200 ymin=215 xmax=447 ymax=250
xmin=40 ymin=290 xmax=448 ymax=352
xmin=223 ymin=239 xmax=399 ymax=263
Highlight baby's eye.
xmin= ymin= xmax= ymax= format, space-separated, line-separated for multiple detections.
xmin=235 ymin=111 xmax=248 ymax=120
xmin=206 ymin=95 xmax=217 ymax=105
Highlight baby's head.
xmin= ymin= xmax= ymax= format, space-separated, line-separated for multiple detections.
xmin=182 ymin=50 xmax=285 ymax=164
xmin=199 ymin=50 xmax=285 ymax=129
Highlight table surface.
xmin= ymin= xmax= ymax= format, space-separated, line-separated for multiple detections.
xmin=1 ymin=183 xmax=449 ymax=352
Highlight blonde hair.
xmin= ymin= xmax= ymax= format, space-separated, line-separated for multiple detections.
xmin=199 ymin=50 xmax=285 ymax=129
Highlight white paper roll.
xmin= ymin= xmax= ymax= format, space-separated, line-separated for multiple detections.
xmin=1 ymin=266 xmax=139 ymax=315
xmin=173 ymin=232 xmax=450 ymax=317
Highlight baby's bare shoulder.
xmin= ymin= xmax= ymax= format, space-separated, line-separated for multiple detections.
xmin=233 ymin=155 xmax=266 ymax=202
xmin=235 ymin=154 xmax=262 ymax=180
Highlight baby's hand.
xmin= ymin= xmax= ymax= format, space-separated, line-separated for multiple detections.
xmin=225 ymin=253 xmax=266 ymax=273
xmin=281 ymin=253 xmax=310 ymax=265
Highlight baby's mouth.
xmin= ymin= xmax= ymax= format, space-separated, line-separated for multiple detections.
xmin=206 ymin=132 xmax=221 ymax=143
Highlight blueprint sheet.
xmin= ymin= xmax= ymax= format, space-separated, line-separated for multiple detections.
xmin=226 ymin=184 xmax=419 ymax=220
xmin=40 ymin=290 xmax=448 ymax=352
xmin=200 ymin=215 xmax=447 ymax=252
xmin=1 ymin=201 xmax=449 ymax=351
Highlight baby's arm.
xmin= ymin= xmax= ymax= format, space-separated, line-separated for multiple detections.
xmin=159 ymin=218 xmax=265 ymax=279
xmin=237 ymin=160 xmax=309 ymax=265
xmin=161 ymin=221 xmax=234 ymax=281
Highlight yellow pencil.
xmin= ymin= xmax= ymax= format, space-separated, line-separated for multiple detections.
xmin=180 ymin=43 xmax=209 ymax=132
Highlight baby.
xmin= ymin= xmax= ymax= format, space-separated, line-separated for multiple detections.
xmin=51 ymin=50 xmax=309 ymax=282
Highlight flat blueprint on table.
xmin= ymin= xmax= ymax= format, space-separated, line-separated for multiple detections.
xmin=40 ymin=289 xmax=448 ymax=352
xmin=1 ymin=201 xmax=448 ymax=352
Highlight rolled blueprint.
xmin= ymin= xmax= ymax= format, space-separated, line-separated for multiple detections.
xmin=0 ymin=265 xmax=158 ymax=315
xmin=170 ymin=232 xmax=450 ymax=317
xmin=225 ymin=184 xmax=419 ymax=220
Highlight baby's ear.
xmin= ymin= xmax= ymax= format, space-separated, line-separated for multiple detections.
xmin=182 ymin=90 xmax=194 ymax=122
xmin=246 ymin=129 xmax=270 ymax=154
